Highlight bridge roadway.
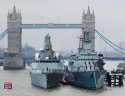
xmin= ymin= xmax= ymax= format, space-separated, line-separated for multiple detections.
xmin=0 ymin=23 xmax=82 ymax=39
xmin=20 ymin=23 xmax=82 ymax=29
xmin=104 ymin=57 xmax=125 ymax=60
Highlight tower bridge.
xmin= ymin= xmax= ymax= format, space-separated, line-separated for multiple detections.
xmin=1 ymin=6 xmax=95 ymax=70
xmin=1 ymin=6 xmax=124 ymax=69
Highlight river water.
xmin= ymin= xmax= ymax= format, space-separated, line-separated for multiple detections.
xmin=0 ymin=60 xmax=125 ymax=96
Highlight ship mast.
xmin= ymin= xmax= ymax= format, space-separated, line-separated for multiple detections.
xmin=78 ymin=24 xmax=92 ymax=52
xmin=40 ymin=34 xmax=55 ymax=60
xmin=44 ymin=34 xmax=52 ymax=50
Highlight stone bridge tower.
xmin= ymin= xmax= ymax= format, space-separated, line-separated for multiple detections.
xmin=82 ymin=6 xmax=95 ymax=51
xmin=4 ymin=6 xmax=24 ymax=70
xmin=7 ymin=6 xmax=22 ymax=53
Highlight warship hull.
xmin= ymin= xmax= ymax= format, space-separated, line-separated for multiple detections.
xmin=30 ymin=73 xmax=63 ymax=88
xmin=69 ymin=71 xmax=105 ymax=89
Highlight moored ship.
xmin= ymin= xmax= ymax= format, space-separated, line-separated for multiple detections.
xmin=30 ymin=34 xmax=63 ymax=88
xmin=66 ymin=29 xmax=106 ymax=89
xmin=66 ymin=26 xmax=106 ymax=89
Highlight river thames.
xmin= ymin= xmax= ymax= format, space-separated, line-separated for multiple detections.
xmin=0 ymin=60 xmax=125 ymax=96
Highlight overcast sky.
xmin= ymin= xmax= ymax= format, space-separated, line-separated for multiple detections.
xmin=0 ymin=0 xmax=125 ymax=52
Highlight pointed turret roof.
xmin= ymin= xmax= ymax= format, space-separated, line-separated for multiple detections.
xmin=82 ymin=9 xmax=85 ymax=17
xmin=87 ymin=6 xmax=91 ymax=15
xmin=11 ymin=5 xmax=17 ymax=20
xmin=12 ymin=5 xmax=16 ymax=15
xmin=92 ymin=9 xmax=95 ymax=17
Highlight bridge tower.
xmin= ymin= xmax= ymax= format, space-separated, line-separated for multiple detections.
xmin=7 ymin=6 xmax=22 ymax=53
xmin=4 ymin=6 xmax=24 ymax=70
xmin=82 ymin=6 xmax=95 ymax=51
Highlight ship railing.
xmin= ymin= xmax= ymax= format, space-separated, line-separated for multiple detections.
xmin=43 ymin=69 xmax=64 ymax=74
xmin=31 ymin=68 xmax=63 ymax=74
xmin=71 ymin=66 xmax=99 ymax=72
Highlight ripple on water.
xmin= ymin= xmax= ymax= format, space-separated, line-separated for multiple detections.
xmin=0 ymin=61 xmax=125 ymax=96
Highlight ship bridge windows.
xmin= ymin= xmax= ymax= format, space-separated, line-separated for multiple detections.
xmin=80 ymin=54 xmax=97 ymax=56
xmin=78 ymin=58 xmax=98 ymax=60
xmin=35 ymin=60 xmax=60 ymax=63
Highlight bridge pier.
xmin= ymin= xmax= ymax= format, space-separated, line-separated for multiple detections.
xmin=4 ymin=53 xmax=25 ymax=70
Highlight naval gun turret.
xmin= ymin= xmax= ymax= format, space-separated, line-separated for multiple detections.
xmin=96 ymin=54 xmax=105 ymax=71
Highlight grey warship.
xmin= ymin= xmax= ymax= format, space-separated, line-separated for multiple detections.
xmin=30 ymin=34 xmax=63 ymax=88
xmin=67 ymin=25 xmax=106 ymax=89
xmin=66 ymin=28 xmax=106 ymax=89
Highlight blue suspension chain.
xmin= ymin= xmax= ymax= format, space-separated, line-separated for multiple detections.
xmin=95 ymin=29 xmax=125 ymax=54
xmin=0 ymin=29 xmax=7 ymax=40
xmin=95 ymin=29 xmax=125 ymax=51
